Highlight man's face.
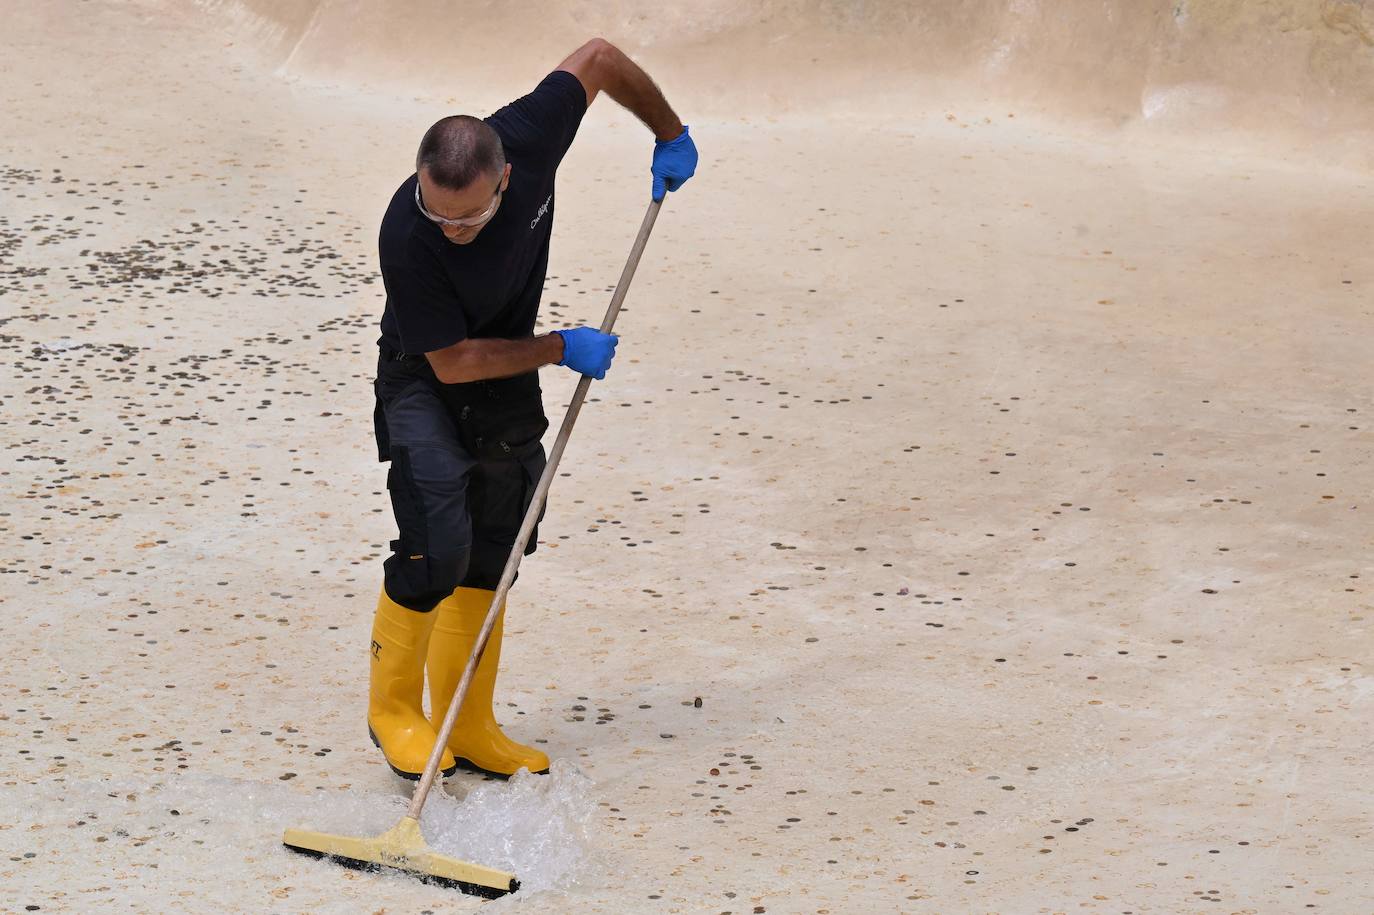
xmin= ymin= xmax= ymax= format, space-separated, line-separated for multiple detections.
xmin=416 ymin=164 xmax=511 ymax=245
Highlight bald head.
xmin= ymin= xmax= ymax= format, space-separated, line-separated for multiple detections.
xmin=416 ymin=115 xmax=506 ymax=191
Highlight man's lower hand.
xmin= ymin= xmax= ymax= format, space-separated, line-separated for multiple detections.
xmin=651 ymin=125 xmax=697 ymax=202
xmin=554 ymin=326 xmax=619 ymax=380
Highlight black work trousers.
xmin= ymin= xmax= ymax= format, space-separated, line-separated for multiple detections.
xmin=372 ymin=349 xmax=547 ymax=612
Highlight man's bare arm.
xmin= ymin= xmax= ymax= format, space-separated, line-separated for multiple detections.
xmin=425 ymin=334 xmax=565 ymax=385
xmin=557 ymin=38 xmax=684 ymax=141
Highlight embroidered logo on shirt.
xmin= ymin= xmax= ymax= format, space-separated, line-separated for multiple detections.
xmin=529 ymin=194 xmax=551 ymax=230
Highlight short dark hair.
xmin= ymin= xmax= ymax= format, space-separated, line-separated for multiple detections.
xmin=415 ymin=115 xmax=506 ymax=190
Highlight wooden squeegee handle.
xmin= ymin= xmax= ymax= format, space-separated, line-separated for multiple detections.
xmin=408 ymin=198 xmax=664 ymax=817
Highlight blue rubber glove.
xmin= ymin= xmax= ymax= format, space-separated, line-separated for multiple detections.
xmin=554 ymin=326 xmax=619 ymax=380
xmin=651 ymin=125 xmax=697 ymax=202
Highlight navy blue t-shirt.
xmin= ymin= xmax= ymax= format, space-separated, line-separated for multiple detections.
xmin=377 ymin=70 xmax=587 ymax=354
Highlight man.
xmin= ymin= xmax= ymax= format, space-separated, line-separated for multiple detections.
xmin=367 ymin=39 xmax=697 ymax=780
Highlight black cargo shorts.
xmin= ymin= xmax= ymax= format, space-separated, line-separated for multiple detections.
xmin=372 ymin=348 xmax=548 ymax=612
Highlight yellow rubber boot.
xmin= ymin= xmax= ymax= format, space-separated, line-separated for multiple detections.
xmin=367 ymin=588 xmax=458 ymax=780
xmin=427 ymin=586 xmax=550 ymax=777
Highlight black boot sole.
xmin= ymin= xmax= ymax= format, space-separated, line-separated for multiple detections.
xmin=367 ymin=725 xmax=459 ymax=781
xmin=450 ymin=755 xmax=551 ymax=780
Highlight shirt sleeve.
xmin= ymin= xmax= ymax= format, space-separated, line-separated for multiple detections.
xmin=380 ymin=242 xmax=468 ymax=354
xmin=485 ymin=70 xmax=588 ymax=166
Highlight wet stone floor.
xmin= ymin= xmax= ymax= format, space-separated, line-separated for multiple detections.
xmin=3 ymin=2 xmax=1372 ymax=912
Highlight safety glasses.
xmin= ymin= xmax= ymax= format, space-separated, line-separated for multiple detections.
xmin=414 ymin=178 xmax=503 ymax=229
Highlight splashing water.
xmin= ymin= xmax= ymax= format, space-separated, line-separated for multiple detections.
xmin=421 ymin=759 xmax=600 ymax=896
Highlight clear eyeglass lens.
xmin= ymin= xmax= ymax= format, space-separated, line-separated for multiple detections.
xmin=416 ymin=184 xmax=501 ymax=228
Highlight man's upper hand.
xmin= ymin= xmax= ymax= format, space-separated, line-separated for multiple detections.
xmin=652 ymin=126 xmax=696 ymax=201
xmin=555 ymin=38 xmax=696 ymax=201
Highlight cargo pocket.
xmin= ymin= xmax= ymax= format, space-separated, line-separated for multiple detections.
xmin=386 ymin=446 xmax=429 ymax=558
xmin=382 ymin=444 xmax=472 ymax=611
xmin=448 ymin=373 xmax=549 ymax=462
xmin=382 ymin=446 xmax=436 ymax=605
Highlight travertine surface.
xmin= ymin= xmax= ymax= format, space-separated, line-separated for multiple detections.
xmin=1 ymin=2 xmax=1370 ymax=913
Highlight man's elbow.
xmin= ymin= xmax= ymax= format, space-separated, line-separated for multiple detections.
xmin=425 ymin=348 xmax=476 ymax=385
xmin=583 ymin=37 xmax=615 ymax=57
xmin=584 ymin=37 xmax=621 ymax=81
xmin=560 ymin=37 xmax=619 ymax=105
